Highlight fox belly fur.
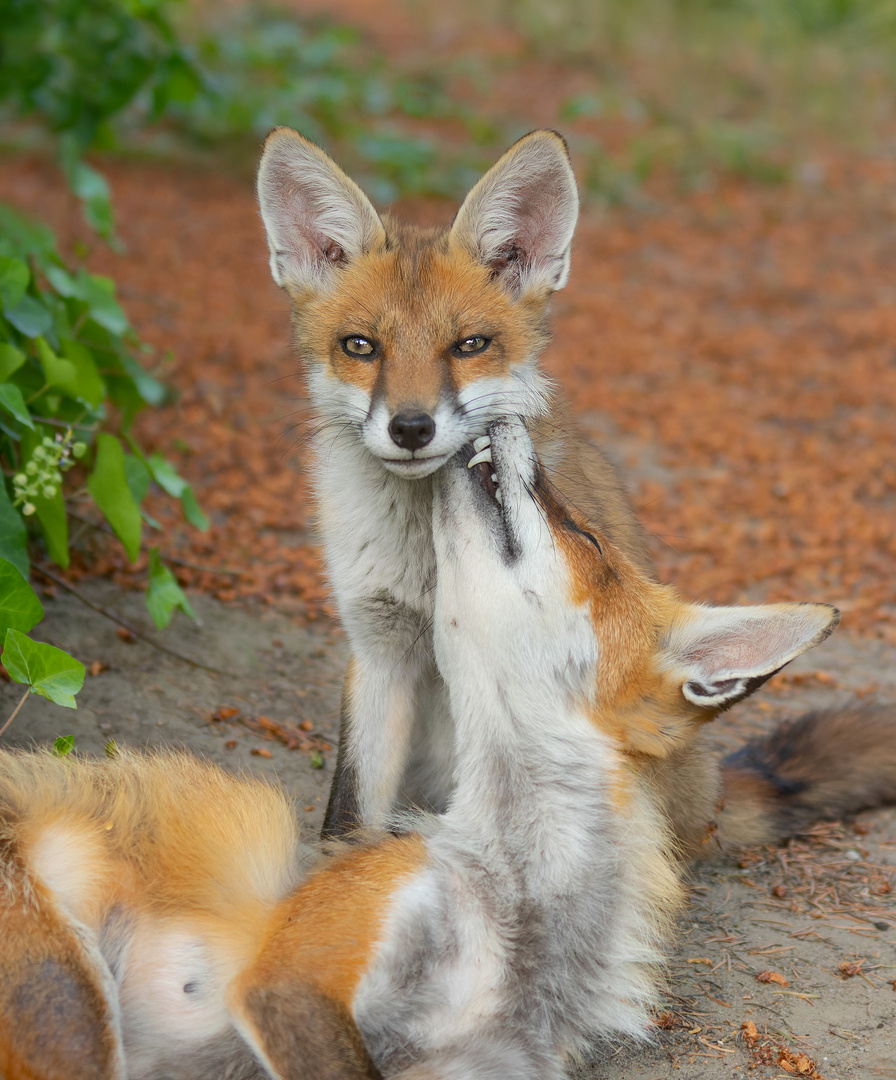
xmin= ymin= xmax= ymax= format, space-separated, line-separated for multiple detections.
xmin=257 ymin=127 xmax=651 ymax=837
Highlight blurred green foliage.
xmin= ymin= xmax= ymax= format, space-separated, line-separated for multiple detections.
xmin=150 ymin=7 xmax=490 ymax=201
xmin=0 ymin=1 xmax=492 ymax=206
xmin=0 ymin=0 xmax=210 ymax=649
xmin=0 ymin=0 xmax=197 ymax=236
xmin=0 ymin=202 xmax=203 ymax=626
xmin=490 ymin=0 xmax=896 ymax=199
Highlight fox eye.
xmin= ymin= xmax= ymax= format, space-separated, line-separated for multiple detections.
xmin=564 ymin=517 xmax=603 ymax=555
xmin=341 ymin=335 xmax=378 ymax=359
xmin=453 ymin=335 xmax=490 ymax=356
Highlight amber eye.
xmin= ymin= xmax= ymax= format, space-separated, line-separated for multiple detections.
xmin=453 ymin=335 xmax=490 ymax=356
xmin=341 ymin=335 xmax=378 ymax=359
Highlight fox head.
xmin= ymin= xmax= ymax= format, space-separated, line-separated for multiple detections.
xmin=257 ymin=129 xmax=578 ymax=478
xmin=433 ymin=419 xmax=840 ymax=760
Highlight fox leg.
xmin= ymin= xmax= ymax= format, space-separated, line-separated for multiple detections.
xmin=323 ymin=652 xmax=425 ymax=837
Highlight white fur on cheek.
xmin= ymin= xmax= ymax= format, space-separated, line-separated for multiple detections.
xmin=456 ymin=365 xmax=551 ymax=427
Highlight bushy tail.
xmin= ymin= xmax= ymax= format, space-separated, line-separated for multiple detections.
xmin=717 ymin=703 xmax=896 ymax=849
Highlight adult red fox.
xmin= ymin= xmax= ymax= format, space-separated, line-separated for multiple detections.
xmin=257 ymin=127 xmax=652 ymax=838
xmin=2 ymin=421 xmax=893 ymax=1079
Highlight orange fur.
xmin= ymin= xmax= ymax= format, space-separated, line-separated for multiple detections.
xmin=540 ymin=477 xmax=700 ymax=758
xmin=291 ymin=221 xmax=546 ymax=417
xmin=240 ymin=834 xmax=427 ymax=1011
xmin=0 ymin=750 xmax=388 ymax=1080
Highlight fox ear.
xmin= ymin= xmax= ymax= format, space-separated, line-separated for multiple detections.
xmin=450 ymin=129 xmax=579 ymax=296
xmin=231 ymin=977 xmax=381 ymax=1079
xmin=257 ymin=128 xmax=386 ymax=295
xmin=0 ymin=900 xmax=124 ymax=1080
xmin=662 ymin=602 xmax=839 ymax=710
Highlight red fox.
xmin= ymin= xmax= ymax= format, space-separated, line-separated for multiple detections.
xmin=257 ymin=127 xmax=653 ymax=838
xmin=3 ymin=421 xmax=893 ymax=1079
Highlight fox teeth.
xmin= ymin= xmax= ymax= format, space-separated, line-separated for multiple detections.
xmin=495 ymin=487 xmax=503 ymax=505
xmin=472 ymin=435 xmax=491 ymax=452
xmin=467 ymin=446 xmax=493 ymax=468
xmin=490 ymin=474 xmax=498 ymax=483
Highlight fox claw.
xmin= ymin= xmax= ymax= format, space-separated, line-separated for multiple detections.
xmin=468 ymin=443 xmax=493 ymax=468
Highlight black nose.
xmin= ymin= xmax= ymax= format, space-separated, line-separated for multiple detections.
xmin=389 ymin=412 xmax=435 ymax=451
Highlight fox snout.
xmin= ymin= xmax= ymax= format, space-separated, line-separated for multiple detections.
xmin=389 ymin=411 xmax=435 ymax=451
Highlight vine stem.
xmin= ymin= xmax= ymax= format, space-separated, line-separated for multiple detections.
xmin=0 ymin=687 xmax=31 ymax=740
xmin=34 ymin=564 xmax=227 ymax=676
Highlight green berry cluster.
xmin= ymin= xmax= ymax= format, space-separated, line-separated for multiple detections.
xmin=12 ymin=431 xmax=87 ymax=516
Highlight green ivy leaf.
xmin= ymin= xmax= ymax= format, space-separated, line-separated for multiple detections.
xmin=0 ymin=382 xmax=36 ymax=430
xmin=43 ymin=264 xmax=78 ymax=298
xmin=147 ymin=453 xmax=208 ymax=530
xmin=0 ymin=484 xmax=29 ymax=578
xmin=2 ymin=629 xmax=85 ymax=709
xmin=0 ymin=255 xmax=29 ymax=310
xmin=36 ymin=338 xmax=78 ymax=393
xmin=66 ymin=159 xmax=116 ymax=241
xmin=3 ymin=294 xmax=52 ymax=338
xmin=87 ymin=433 xmax=142 ymax=561
xmin=145 ymin=546 xmax=195 ymax=629
xmin=180 ymin=486 xmax=209 ymax=532
xmin=0 ymin=557 xmax=43 ymax=635
xmin=0 ymin=343 xmax=27 ymax=381
xmin=45 ymin=266 xmax=129 ymax=336
xmin=37 ymin=337 xmax=104 ymax=407
xmin=59 ymin=338 xmax=105 ymax=407
xmin=31 ymin=485 xmax=69 ymax=569
xmin=147 ymin=453 xmax=187 ymax=497
xmin=124 ymin=362 xmax=167 ymax=407
xmin=77 ymin=274 xmax=128 ymax=336
xmin=0 ymin=205 xmax=56 ymax=260
xmin=123 ymin=452 xmax=151 ymax=505
xmin=52 ymin=734 xmax=75 ymax=757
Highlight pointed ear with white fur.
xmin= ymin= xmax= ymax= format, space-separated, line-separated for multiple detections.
xmin=450 ymin=129 xmax=579 ymax=297
xmin=663 ymin=602 xmax=840 ymax=711
xmin=257 ymin=128 xmax=385 ymax=295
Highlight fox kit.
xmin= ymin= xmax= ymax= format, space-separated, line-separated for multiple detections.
xmin=4 ymin=422 xmax=893 ymax=1080
xmin=257 ymin=127 xmax=653 ymax=837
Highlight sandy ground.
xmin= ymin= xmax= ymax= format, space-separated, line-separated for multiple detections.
xmin=3 ymin=434 xmax=894 ymax=1080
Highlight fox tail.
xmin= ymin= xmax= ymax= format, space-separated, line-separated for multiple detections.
xmin=717 ymin=703 xmax=896 ymax=849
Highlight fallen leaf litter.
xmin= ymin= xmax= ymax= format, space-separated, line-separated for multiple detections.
xmin=0 ymin=147 xmax=893 ymax=643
